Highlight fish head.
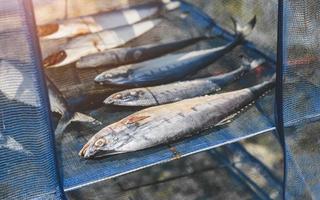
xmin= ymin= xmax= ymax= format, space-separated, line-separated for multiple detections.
xmin=94 ymin=66 xmax=133 ymax=85
xmin=79 ymin=127 xmax=122 ymax=158
xmin=104 ymin=88 xmax=157 ymax=106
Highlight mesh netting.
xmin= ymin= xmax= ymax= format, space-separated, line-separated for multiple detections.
xmin=33 ymin=0 xmax=278 ymax=190
xmin=1 ymin=0 xmax=282 ymax=198
xmin=280 ymin=0 xmax=320 ymax=199
xmin=0 ymin=0 xmax=63 ymax=199
xmin=66 ymin=132 xmax=282 ymax=200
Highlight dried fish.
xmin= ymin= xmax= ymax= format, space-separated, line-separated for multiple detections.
xmin=79 ymin=75 xmax=275 ymax=158
xmin=94 ymin=16 xmax=256 ymax=86
xmin=0 ymin=59 xmax=98 ymax=138
xmin=76 ymin=36 xmax=216 ymax=69
xmin=43 ymin=19 xmax=162 ymax=68
xmin=38 ymin=1 xmax=180 ymax=40
xmin=104 ymin=57 xmax=265 ymax=106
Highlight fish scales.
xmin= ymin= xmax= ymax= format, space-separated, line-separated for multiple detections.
xmin=76 ymin=36 xmax=214 ymax=69
xmin=94 ymin=16 xmax=257 ymax=86
xmin=38 ymin=3 xmax=161 ymax=40
xmin=43 ymin=19 xmax=162 ymax=68
xmin=104 ymin=58 xmax=263 ymax=106
xmin=82 ymin=89 xmax=256 ymax=155
xmin=80 ymin=77 xmax=275 ymax=158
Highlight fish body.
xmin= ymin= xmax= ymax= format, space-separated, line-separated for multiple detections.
xmin=79 ymin=76 xmax=275 ymax=158
xmin=76 ymin=36 xmax=215 ymax=69
xmin=94 ymin=16 xmax=256 ymax=86
xmin=104 ymin=58 xmax=264 ymax=106
xmin=44 ymin=19 xmax=162 ymax=68
xmin=38 ymin=4 xmax=160 ymax=40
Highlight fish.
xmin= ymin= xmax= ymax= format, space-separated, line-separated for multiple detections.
xmin=79 ymin=75 xmax=275 ymax=158
xmin=76 ymin=36 xmax=216 ymax=69
xmin=104 ymin=57 xmax=265 ymax=106
xmin=0 ymin=59 xmax=100 ymax=139
xmin=94 ymin=16 xmax=256 ymax=86
xmin=43 ymin=19 xmax=162 ymax=68
xmin=46 ymin=77 xmax=101 ymax=138
xmin=37 ymin=1 xmax=180 ymax=40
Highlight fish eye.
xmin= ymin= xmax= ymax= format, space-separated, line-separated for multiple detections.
xmin=94 ymin=138 xmax=106 ymax=147
xmin=138 ymin=91 xmax=145 ymax=95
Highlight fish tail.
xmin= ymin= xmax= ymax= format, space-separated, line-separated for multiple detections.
xmin=54 ymin=112 xmax=101 ymax=139
xmin=231 ymin=15 xmax=256 ymax=39
xmin=249 ymin=74 xmax=276 ymax=98
xmin=54 ymin=114 xmax=72 ymax=140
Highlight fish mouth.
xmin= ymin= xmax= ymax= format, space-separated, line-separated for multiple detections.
xmin=78 ymin=143 xmax=90 ymax=157
xmin=103 ymin=97 xmax=115 ymax=105
xmin=79 ymin=144 xmax=97 ymax=159
xmin=79 ymin=142 xmax=119 ymax=159
xmin=91 ymin=150 xmax=120 ymax=158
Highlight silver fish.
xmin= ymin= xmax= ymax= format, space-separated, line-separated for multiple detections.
xmin=94 ymin=16 xmax=256 ymax=86
xmin=37 ymin=1 xmax=180 ymax=40
xmin=79 ymin=75 xmax=275 ymax=158
xmin=76 ymin=36 xmax=216 ymax=69
xmin=104 ymin=57 xmax=265 ymax=106
xmin=43 ymin=19 xmax=162 ymax=68
xmin=0 ymin=59 xmax=99 ymax=138
xmin=38 ymin=4 xmax=160 ymax=40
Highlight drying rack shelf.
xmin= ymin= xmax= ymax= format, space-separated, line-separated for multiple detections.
xmin=55 ymin=1 xmax=277 ymax=191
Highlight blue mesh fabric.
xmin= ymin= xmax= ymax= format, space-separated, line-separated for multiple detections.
xmin=0 ymin=0 xmax=64 ymax=199
xmin=36 ymin=1 xmax=276 ymax=190
xmin=1 ymin=0 xmax=282 ymax=197
xmin=31 ymin=1 xmax=277 ymax=191
xmin=279 ymin=0 xmax=320 ymax=199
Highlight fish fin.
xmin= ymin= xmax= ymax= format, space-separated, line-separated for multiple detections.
xmin=215 ymin=113 xmax=238 ymax=127
xmin=123 ymin=115 xmax=150 ymax=125
xmin=72 ymin=112 xmax=102 ymax=125
xmin=215 ymin=96 xmax=262 ymax=127
xmin=54 ymin=114 xmax=73 ymax=139
xmin=231 ymin=15 xmax=256 ymax=37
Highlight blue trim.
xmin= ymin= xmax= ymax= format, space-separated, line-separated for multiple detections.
xmin=275 ymin=0 xmax=286 ymax=199
xmin=230 ymin=143 xmax=282 ymax=187
xmin=209 ymin=150 xmax=271 ymax=200
xmin=22 ymin=0 xmax=66 ymax=199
